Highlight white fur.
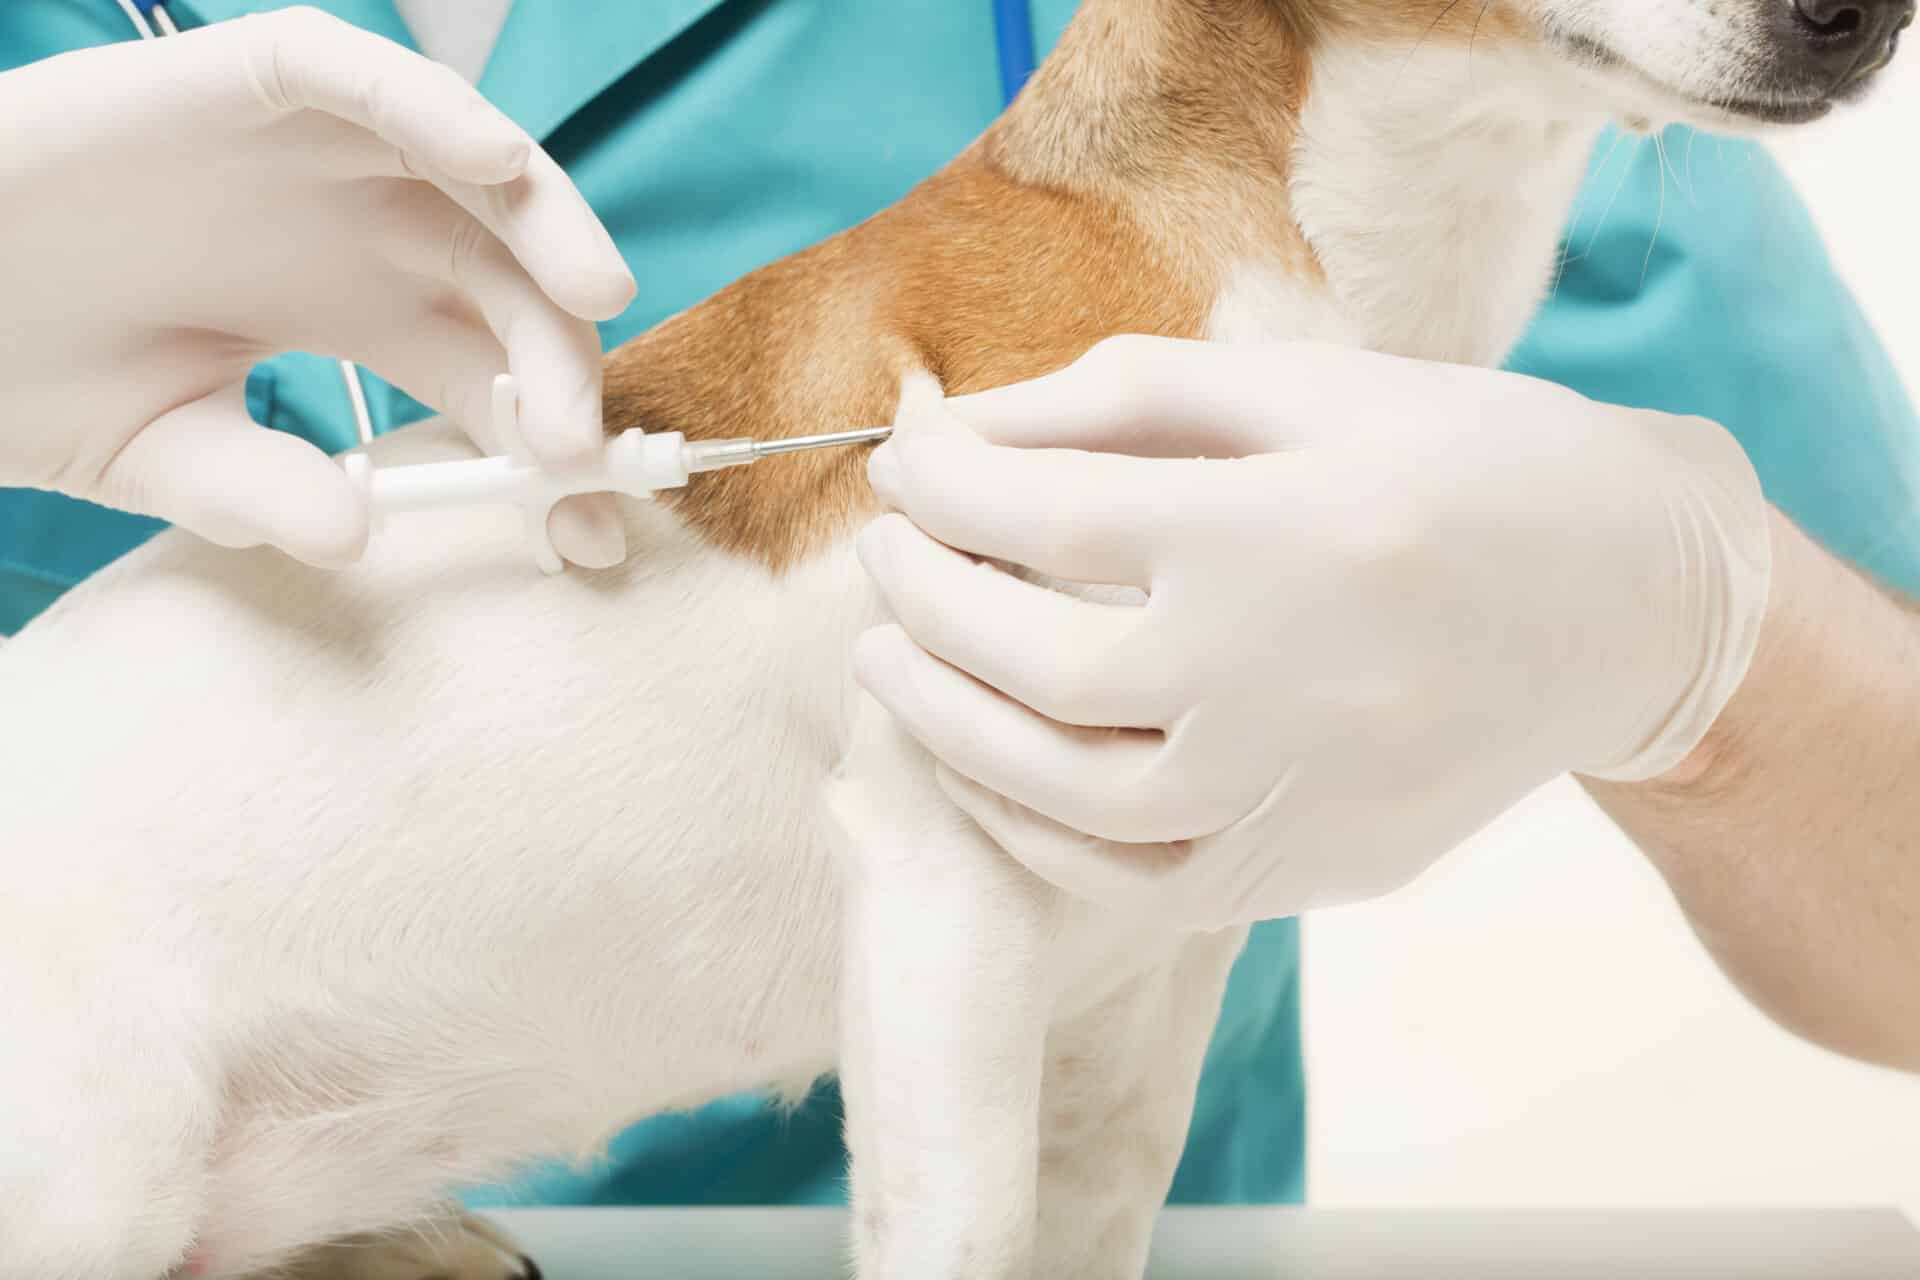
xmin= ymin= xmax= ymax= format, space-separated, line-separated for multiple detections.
xmin=0 ymin=14 xmax=1809 ymax=1280
xmin=1543 ymin=0 xmax=1781 ymax=123
xmin=1288 ymin=42 xmax=1609 ymax=366
xmin=1206 ymin=262 xmax=1363 ymax=348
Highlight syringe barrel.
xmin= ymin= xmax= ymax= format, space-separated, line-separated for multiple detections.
xmin=367 ymin=456 xmax=537 ymax=513
xmin=355 ymin=428 xmax=700 ymax=532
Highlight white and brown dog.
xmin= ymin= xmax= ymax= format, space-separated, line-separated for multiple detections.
xmin=0 ymin=0 xmax=1906 ymax=1277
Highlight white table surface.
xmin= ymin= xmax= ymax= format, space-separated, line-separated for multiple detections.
xmin=489 ymin=1206 xmax=1920 ymax=1278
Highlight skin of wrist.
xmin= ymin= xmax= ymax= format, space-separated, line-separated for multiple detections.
xmin=1586 ymin=509 xmax=1920 ymax=1070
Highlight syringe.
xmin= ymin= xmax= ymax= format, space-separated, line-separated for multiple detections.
xmin=343 ymin=375 xmax=892 ymax=574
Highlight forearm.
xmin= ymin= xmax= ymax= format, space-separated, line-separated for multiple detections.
xmin=1585 ymin=509 xmax=1920 ymax=1070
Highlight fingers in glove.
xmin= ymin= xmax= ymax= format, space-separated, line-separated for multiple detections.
xmin=344 ymin=308 xmax=627 ymax=570
xmin=382 ymin=195 xmax=606 ymax=473
xmin=857 ymin=513 xmax=1173 ymax=728
xmin=852 ymin=624 xmax=1203 ymax=844
xmin=939 ymin=761 xmax=1310 ymax=927
xmin=240 ymin=8 xmax=530 ymax=184
xmin=241 ymin=8 xmax=634 ymax=321
xmin=946 ymin=336 xmax=1236 ymax=455
xmin=947 ymin=336 xmax=1424 ymax=457
xmin=866 ymin=430 xmax=1175 ymax=587
xmin=544 ymin=495 xmax=627 ymax=571
xmin=96 ymin=384 xmax=368 ymax=567
xmin=343 ymin=303 xmax=513 ymax=446
xmin=456 ymin=226 xmax=607 ymax=473
xmin=406 ymin=148 xmax=636 ymax=325
xmin=932 ymin=763 xmax=1185 ymax=914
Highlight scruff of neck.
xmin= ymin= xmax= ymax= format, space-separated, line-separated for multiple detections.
xmin=985 ymin=0 xmax=1317 ymax=285
xmin=980 ymin=0 xmax=1612 ymax=364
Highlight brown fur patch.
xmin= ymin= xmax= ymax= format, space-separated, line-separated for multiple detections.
xmin=600 ymin=0 xmax=1539 ymax=571
xmin=601 ymin=157 xmax=1208 ymax=570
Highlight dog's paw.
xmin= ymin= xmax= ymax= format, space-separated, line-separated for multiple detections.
xmin=270 ymin=1214 xmax=540 ymax=1280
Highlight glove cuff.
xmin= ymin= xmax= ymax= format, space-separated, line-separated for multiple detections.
xmin=1583 ymin=420 xmax=1774 ymax=783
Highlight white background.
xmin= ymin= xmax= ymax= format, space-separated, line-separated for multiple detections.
xmin=1307 ymin=64 xmax=1920 ymax=1217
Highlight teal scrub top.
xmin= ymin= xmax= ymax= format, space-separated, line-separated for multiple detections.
xmin=3 ymin=0 xmax=1916 ymax=1211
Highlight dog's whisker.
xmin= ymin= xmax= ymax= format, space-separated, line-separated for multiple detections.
xmin=1581 ymin=133 xmax=1645 ymax=259
xmin=1393 ymin=0 xmax=1468 ymax=104
xmin=1468 ymin=0 xmax=1496 ymax=88
xmin=1643 ymin=130 xmax=1670 ymax=287
xmin=1558 ymin=123 xmax=1634 ymax=275
xmin=1655 ymin=126 xmax=1687 ymax=197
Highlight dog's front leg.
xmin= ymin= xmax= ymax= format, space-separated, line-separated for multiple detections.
xmin=828 ymin=695 xmax=1057 ymax=1280
xmin=1032 ymin=927 xmax=1248 ymax=1279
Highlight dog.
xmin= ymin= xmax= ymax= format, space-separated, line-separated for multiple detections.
xmin=1 ymin=0 xmax=1906 ymax=1276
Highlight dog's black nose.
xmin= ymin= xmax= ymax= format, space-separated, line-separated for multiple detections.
xmin=1783 ymin=0 xmax=1914 ymax=84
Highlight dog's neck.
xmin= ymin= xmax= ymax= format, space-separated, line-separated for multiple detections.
xmin=986 ymin=0 xmax=1613 ymax=365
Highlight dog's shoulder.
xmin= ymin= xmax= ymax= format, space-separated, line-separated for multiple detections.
xmin=602 ymin=152 xmax=1214 ymax=573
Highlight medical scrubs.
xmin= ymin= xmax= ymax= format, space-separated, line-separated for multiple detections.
xmin=3 ymin=0 xmax=1915 ymax=1210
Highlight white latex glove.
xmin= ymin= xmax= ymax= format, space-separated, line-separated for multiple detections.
xmin=0 ymin=8 xmax=636 ymax=567
xmin=855 ymin=337 xmax=1772 ymax=928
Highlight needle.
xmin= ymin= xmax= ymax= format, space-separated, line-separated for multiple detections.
xmin=679 ymin=426 xmax=892 ymax=472
xmin=745 ymin=426 xmax=895 ymax=457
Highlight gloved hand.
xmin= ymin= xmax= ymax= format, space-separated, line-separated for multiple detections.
xmin=855 ymin=337 xmax=1772 ymax=928
xmin=0 ymin=8 xmax=636 ymax=567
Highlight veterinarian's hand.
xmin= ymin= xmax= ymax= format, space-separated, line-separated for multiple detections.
xmin=855 ymin=337 xmax=1772 ymax=927
xmin=0 ymin=8 xmax=635 ymax=567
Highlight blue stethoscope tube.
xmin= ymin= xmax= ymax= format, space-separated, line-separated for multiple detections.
xmin=993 ymin=0 xmax=1039 ymax=106
xmin=114 ymin=0 xmax=174 ymax=38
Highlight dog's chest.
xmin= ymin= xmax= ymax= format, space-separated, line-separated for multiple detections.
xmin=1205 ymin=262 xmax=1361 ymax=347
